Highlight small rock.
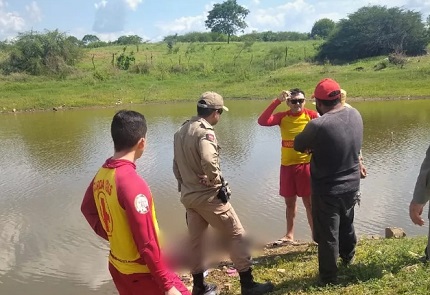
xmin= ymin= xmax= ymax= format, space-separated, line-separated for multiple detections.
xmin=12 ymin=108 xmax=16 ymax=112
xmin=402 ymin=264 xmax=419 ymax=273
xmin=385 ymin=227 xmax=406 ymax=239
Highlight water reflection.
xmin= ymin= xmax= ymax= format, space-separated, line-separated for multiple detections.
xmin=0 ymin=99 xmax=429 ymax=294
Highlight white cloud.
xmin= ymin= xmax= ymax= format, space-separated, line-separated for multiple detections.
xmin=124 ymin=0 xmax=143 ymax=10
xmin=154 ymin=3 xmax=221 ymax=37
xmin=155 ymin=14 xmax=207 ymax=36
xmin=94 ymin=0 xmax=107 ymax=10
xmin=0 ymin=0 xmax=26 ymax=38
xmin=251 ymin=0 xmax=315 ymax=30
xmin=25 ymin=1 xmax=42 ymax=23
xmin=252 ymin=0 xmax=260 ymax=4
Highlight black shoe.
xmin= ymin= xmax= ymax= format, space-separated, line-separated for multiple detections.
xmin=317 ymin=278 xmax=338 ymax=287
xmin=241 ymin=281 xmax=274 ymax=295
xmin=419 ymin=247 xmax=430 ymax=263
xmin=191 ymin=283 xmax=218 ymax=295
xmin=341 ymin=256 xmax=355 ymax=267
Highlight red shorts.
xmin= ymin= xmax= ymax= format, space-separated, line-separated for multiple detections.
xmin=279 ymin=164 xmax=311 ymax=198
xmin=109 ymin=263 xmax=191 ymax=295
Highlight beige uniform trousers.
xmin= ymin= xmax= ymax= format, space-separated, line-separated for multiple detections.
xmin=186 ymin=204 xmax=252 ymax=273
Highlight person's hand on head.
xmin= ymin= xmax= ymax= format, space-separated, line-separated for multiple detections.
xmin=277 ymin=90 xmax=291 ymax=102
xmin=409 ymin=201 xmax=425 ymax=226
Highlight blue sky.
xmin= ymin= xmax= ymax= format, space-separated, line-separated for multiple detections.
xmin=1 ymin=0 xmax=430 ymax=42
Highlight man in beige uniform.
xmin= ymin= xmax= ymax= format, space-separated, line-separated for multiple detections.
xmin=173 ymin=92 xmax=274 ymax=295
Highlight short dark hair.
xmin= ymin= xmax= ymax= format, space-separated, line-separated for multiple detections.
xmin=289 ymin=88 xmax=305 ymax=97
xmin=197 ymin=100 xmax=217 ymax=117
xmin=111 ymin=110 xmax=147 ymax=152
xmin=317 ymin=98 xmax=341 ymax=107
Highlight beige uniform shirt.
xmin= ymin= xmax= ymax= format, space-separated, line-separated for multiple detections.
xmin=173 ymin=116 xmax=231 ymax=212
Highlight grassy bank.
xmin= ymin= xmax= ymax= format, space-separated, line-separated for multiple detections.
xmin=203 ymin=236 xmax=430 ymax=295
xmin=1 ymin=41 xmax=430 ymax=112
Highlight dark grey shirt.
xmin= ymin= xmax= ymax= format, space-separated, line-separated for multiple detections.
xmin=294 ymin=107 xmax=363 ymax=195
xmin=412 ymin=145 xmax=430 ymax=218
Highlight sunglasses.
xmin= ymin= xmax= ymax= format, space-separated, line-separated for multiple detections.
xmin=217 ymin=109 xmax=223 ymax=115
xmin=288 ymin=99 xmax=305 ymax=104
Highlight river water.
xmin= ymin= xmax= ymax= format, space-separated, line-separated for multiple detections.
xmin=0 ymin=99 xmax=429 ymax=294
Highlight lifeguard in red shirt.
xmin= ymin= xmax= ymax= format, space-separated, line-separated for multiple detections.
xmin=81 ymin=110 xmax=190 ymax=295
xmin=258 ymin=88 xmax=318 ymax=245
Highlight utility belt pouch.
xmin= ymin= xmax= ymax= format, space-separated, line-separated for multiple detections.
xmin=217 ymin=177 xmax=231 ymax=204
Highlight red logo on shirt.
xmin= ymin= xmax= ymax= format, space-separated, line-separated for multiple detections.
xmin=98 ymin=192 xmax=113 ymax=236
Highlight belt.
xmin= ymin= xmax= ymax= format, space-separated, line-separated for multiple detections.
xmin=110 ymin=251 xmax=136 ymax=263
xmin=282 ymin=140 xmax=294 ymax=148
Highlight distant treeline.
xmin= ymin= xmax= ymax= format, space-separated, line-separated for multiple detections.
xmin=163 ymin=31 xmax=311 ymax=44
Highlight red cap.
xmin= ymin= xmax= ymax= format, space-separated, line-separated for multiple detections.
xmin=313 ymin=78 xmax=341 ymax=100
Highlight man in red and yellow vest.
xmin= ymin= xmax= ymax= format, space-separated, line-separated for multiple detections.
xmin=81 ymin=110 xmax=190 ymax=295
xmin=258 ymin=88 xmax=318 ymax=244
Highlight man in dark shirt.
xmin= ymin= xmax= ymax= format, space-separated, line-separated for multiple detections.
xmin=294 ymin=78 xmax=363 ymax=285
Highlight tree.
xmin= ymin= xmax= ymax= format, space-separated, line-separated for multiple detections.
xmin=205 ymin=0 xmax=249 ymax=44
xmin=311 ymin=18 xmax=336 ymax=39
xmin=1 ymin=30 xmax=82 ymax=76
xmin=66 ymin=35 xmax=83 ymax=47
xmin=115 ymin=35 xmax=143 ymax=45
xmin=82 ymin=34 xmax=100 ymax=45
xmin=426 ymin=15 xmax=430 ymax=38
xmin=317 ymin=5 xmax=429 ymax=63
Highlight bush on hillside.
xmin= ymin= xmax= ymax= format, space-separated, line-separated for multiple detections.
xmin=388 ymin=52 xmax=408 ymax=68
xmin=0 ymin=30 xmax=82 ymax=76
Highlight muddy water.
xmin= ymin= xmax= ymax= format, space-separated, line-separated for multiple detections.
xmin=0 ymin=99 xmax=429 ymax=294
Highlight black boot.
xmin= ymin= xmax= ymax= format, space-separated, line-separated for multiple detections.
xmin=191 ymin=273 xmax=218 ymax=295
xmin=239 ymin=269 xmax=274 ymax=295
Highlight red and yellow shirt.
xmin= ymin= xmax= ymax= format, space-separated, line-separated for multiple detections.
xmin=258 ymin=99 xmax=318 ymax=166
xmin=81 ymin=158 xmax=173 ymax=292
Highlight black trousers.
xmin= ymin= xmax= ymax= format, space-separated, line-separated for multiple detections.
xmin=312 ymin=191 xmax=358 ymax=282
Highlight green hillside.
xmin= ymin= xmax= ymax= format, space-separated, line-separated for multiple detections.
xmin=1 ymin=40 xmax=429 ymax=112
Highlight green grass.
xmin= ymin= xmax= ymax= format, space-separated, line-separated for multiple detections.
xmin=210 ymin=237 xmax=430 ymax=295
xmin=1 ymin=41 xmax=429 ymax=112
